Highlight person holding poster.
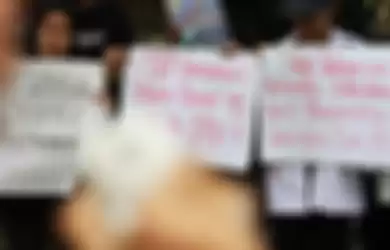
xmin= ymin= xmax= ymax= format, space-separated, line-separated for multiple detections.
xmin=265 ymin=1 xmax=364 ymax=250
xmin=0 ymin=1 xmax=105 ymax=249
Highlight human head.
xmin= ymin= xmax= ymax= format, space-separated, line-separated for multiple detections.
xmin=37 ymin=10 xmax=71 ymax=57
xmin=284 ymin=0 xmax=338 ymax=41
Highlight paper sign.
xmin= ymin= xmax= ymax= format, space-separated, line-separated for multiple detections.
xmin=1 ymin=60 xmax=104 ymax=193
xmin=124 ymin=46 xmax=257 ymax=171
xmin=165 ymin=0 xmax=228 ymax=44
xmin=9 ymin=60 xmax=103 ymax=140
xmin=262 ymin=48 xmax=390 ymax=166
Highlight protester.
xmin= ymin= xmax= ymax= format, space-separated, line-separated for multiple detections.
xmin=265 ymin=1 xmax=364 ymax=250
xmin=55 ymin=109 xmax=267 ymax=250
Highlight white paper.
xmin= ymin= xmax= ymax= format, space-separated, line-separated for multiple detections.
xmin=262 ymin=48 xmax=390 ymax=167
xmin=265 ymin=161 xmax=306 ymax=215
xmin=313 ymin=164 xmax=364 ymax=215
xmin=264 ymin=31 xmax=365 ymax=216
xmin=0 ymin=59 xmax=104 ymax=193
xmin=9 ymin=59 xmax=103 ymax=139
xmin=124 ymin=46 xmax=258 ymax=172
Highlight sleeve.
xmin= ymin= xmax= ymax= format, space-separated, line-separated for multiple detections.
xmin=106 ymin=3 xmax=134 ymax=46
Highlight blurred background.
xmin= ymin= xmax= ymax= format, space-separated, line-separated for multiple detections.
xmin=1 ymin=0 xmax=389 ymax=249
xmin=25 ymin=0 xmax=374 ymax=44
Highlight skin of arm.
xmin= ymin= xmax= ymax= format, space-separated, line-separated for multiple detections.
xmin=55 ymin=162 xmax=268 ymax=250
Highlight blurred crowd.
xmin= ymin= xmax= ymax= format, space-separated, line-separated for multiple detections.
xmin=1 ymin=0 xmax=390 ymax=250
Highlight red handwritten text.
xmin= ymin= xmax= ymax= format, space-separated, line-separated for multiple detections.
xmin=182 ymin=85 xmax=218 ymax=108
xmin=183 ymin=63 xmax=242 ymax=82
xmin=290 ymin=56 xmax=314 ymax=76
xmin=323 ymin=57 xmax=360 ymax=76
xmin=265 ymin=80 xmax=316 ymax=94
xmin=133 ymin=85 xmax=172 ymax=104
xmin=190 ymin=116 xmax=224 ymax=147
xmin=227 ymin=94 xmax=245 ymax=116
xmin=334 ymin=81 xmax=390 ymax=99
xmin=265 ymin=104 xmax=296 ymax=119
xmin=271 ymin=131 xmax=327 ymax=147
xmin=307 ymin=101 xmax=382 ymax=120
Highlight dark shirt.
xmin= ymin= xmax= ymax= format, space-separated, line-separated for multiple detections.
xmin=71 ymin=1 xmax=133 ymax=58
xmin=222 ymin=0 xmax=290 ymax=47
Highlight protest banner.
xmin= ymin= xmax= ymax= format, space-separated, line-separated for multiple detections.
xmin=262 ymin=48 xmax=390 ymax=166
xmin=2 ymin=60 xmax=104 ymax=193
xmin=124 ymin=46 xmax=258 ymax=171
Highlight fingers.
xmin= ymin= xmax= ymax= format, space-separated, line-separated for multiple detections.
xmin=104 ymin=46 xmax=127 ymax=75
xmin=55 ymin=188 xmax=117 ymax=250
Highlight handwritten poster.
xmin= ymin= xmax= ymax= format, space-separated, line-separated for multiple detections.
xmin=1 ymin=60 xmax=104 ymax=193
xmin=262 ymin=48 xmax=390 ymax=166
xmin=165 ymin=0 xmax=228 ymax=44
xmin=9 ymin=60 xmax=103 ymax=140
xmin=124 ymin=46 xmax=258 ymax=171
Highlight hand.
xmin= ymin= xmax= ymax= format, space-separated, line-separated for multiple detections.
xmin=55 ymin=187 xmax=120 ymax=250
xmin=135 ymin=166 xmax=265 ymax=250
xmin=55 ymin=164 xmax=267 ymax=250
xmin=104 ymin=46 xmax=127 ymax=75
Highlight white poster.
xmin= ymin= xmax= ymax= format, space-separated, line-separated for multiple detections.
xmin=9 ymin=60 xmax=103 ymax=139
xmin=1 ymin=60 xmax=104 ymax=193
xmin=124 ymin=46 xmax=258 ymax=171
xmin=262 ymin=48 xmax=390 ymax=167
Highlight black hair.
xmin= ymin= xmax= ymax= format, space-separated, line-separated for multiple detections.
xmin=36 ymin=7 xmax=71 ymax=28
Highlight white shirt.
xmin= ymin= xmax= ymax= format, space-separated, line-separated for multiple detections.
xmin=265 ymin=28 xmax=365 ymax=217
